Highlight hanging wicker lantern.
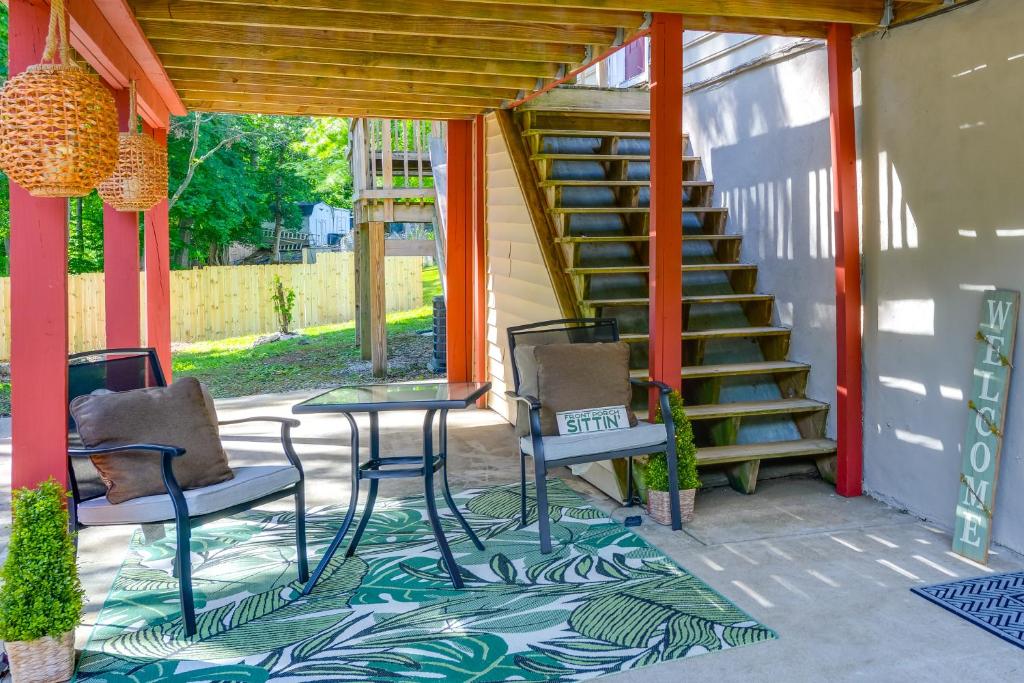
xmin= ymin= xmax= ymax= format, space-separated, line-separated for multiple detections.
xmin=97 ymin=81 xmax=168 ymax=211
xmin=0 ymin=0 xmax=118 ymax=197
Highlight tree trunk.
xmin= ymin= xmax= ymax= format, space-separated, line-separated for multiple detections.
xmin=271 ymin=193 xmax=284 ymax=263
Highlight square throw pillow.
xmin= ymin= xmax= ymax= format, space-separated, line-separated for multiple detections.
xmin=70 ymin=377 xmax=233 ymax=504
xmin=527 ymin=341 xmax=638 ymax=436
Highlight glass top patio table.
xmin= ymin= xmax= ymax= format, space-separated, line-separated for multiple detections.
xmin=293 ymin=381 xmax=490 ymax=414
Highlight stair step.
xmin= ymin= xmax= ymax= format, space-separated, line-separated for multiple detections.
xmin=685 ymin=398 xmax=828 ymax=421
xmin=696 ymin=439 xmax=837 ymax=466
xmin=629 ymin=360 xmax=809 ymax=381
xmin=587 ymin=293 xmax=773 ymax=307
xmin=620 ymin=326 xmax=791 ymax=343
xmin=532 ymin=153 xmax=700 ymax=163
xmin=556 ymin=234 xmax=740 ymax=244
xmin=525 ymin=128 xmax=670 ymax=139
xmin=550 ymin=206 xmax=726 ymax=215
xmin=541 ymin=179 xmax=714 ymax=188
xmin=568 ymin=263 xmax=756 ymax=275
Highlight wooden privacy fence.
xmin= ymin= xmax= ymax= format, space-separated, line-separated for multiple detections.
xmin=0 ymin=253 xmax=423 ymax=360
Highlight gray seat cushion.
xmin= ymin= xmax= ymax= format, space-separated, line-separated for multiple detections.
xmin=520 ymin=421 xmax=668 ymax=462
xmin=76 ymin=465 xmax=300 ymax=525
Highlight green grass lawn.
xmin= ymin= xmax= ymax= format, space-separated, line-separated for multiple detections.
xmin=0 ymin=266 xmax=443 ymax=416
xmin=172 ymin=265 xmax=443 ymax=399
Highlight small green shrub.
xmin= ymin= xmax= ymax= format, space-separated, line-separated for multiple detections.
xmin=271 ymin=275 xmax=297 ymax=334
xmin=0 ymin=478 xmax=84 ymax=642
xmin=647 ymin=390 xmax=700 ymax=493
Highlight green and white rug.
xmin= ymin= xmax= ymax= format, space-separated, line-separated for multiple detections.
xmin=75 ymin=481 xmax=776 ymax=682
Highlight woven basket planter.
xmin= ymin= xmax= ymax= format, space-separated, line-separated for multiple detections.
xmin=97 ymin=131 xmax=168 ymax=211
xmin=647 ymin=488 xmax=696 ymax=526
xmin=0 ymin=63 xmax=118 ymax=197
xmin=5 ymin=631 xmax=75 ymax=683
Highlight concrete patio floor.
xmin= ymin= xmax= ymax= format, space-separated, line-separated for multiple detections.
xmin=2 ymin=388 xmax=1022 ymax=681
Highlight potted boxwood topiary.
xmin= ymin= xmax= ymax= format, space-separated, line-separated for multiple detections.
xmin=646 ymin=390 xmax=700 ymax=525
xmin=0 ymin=478 xmax=84 ymax=682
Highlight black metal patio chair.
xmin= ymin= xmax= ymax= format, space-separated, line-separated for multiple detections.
xmin=66 ymin=348 xmax=308 ymax=637
xmin=505 ymin=319 xmax=682 ymax=553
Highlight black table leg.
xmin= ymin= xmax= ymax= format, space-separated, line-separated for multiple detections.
xmin=438 ymin=409 xmax=485 ymax=551
xmin=346 ymin=412 xmax=380 ymax=557
xmin=302 ymin=412 xmax=362 ymax=596
xmin=422 ymin=409 xmax=464 ymax=588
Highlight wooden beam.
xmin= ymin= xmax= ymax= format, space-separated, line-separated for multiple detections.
xmin=162 ymin=54 xmax=540 ymax=90
xmin=446 ymin=120 xmax=473 ymax=384
xmin=472 ymin=114 xmax=487 ymax=392
xmin=648 ymin=12 xmax=684 ymax=396
xmin=150 ymin=38 xmax=561 ymax=79
xmin=827 ymin=23 xmax=863 ymax=498
xmin=178 ymin=84 xmax=501 ymax=108
xmin=466 ymin=0 xmax=886 ymax=25
xmin=682 ymin=13 xmax=830 ymax=38
xmin=195 ymin=0 xmax=643 ymax=27
xmin=355 ymin=222 xmax=388 ymax=377
xmin=138 ymin=22 xmax=587 ymax=64
xmin=183 ymin=99 xmax=479 ymax=119
xmin=129 ymin=1 xmax=619 ymax=44
xmin=181 ymin=91 xmax=495 ymax=112
xmin=494 ymin=109 xmax=580 ymax=319
xmin=167 ymin=69 xmax=522 ymax=99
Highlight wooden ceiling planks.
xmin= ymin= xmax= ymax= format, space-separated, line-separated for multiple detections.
xmin=128 ymin=0 xmax=957 ymax=119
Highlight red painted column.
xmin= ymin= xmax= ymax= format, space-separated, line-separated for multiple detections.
xmin=471 ymin=115 xmax=487 ymax=391
xmin=648 ymin=13 xmax=684 ymax=399
xmin=827 ymin=24 xmax=863 ymax=497
xmin=144 ymin=125 xmax=173 ymax=379
xmin=445 ymin=119 xmax=473 ymax=383
xmin=104 ymin=86 xmax=141 ymax=348
xmin=8 ymin=0 xmax=70 ymax=489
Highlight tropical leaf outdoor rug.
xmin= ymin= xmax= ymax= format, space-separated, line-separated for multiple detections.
xmin=912 ymin=571 xmax=1024 ymax=650
xmin=75 ymin=480 xmax=776 ymax=682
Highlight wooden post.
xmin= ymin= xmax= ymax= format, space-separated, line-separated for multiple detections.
xmin=144 ymin=125 xmax=173 ymax=378
xmin=472 ymin=115 xmax=487 ymax=392
xmin=8 ymin=0 xmax=70 ymax=489
xmin=357 ymin=222 xmax=387 ymax=376
xmin=648 ymin=13 xmax=684 ymax=399
xmin=105 ymin=86 xmax=141 ymax=348
xmin=828 ymin=23 xmax=863 ymax=497
xmin=381 ymin=119 xmax=394 ymax=222
xmin=446 ymin=119 xmax=473 ymax=383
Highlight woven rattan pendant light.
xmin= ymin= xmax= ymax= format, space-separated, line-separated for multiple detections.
xmin=0 ymin=0 xmax=118 ymax=197
xmin=97 ymin=81 xmax=168 ymax=211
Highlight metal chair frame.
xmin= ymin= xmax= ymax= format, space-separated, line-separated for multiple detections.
xmin=66 ymin=348 xmax=309 ymax=637
xmin=505 ymin=319 xmax=682 ymax=553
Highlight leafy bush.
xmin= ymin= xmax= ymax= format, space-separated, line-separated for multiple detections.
xmin=647 ymin=390 xmax=700 ymax=493
xmin=271 ymin=275 xmax=296 ymax=334
xmin=0 ymin=478 xmax=84 ymax=642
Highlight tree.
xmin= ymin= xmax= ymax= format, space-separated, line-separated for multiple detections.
xmin=296 ymin=117 xmax=353 ymax=209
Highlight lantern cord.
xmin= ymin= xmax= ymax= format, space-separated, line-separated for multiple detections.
xmin=129 ymin=80 xmax=137 ymax=133
xmin=43 ymin=0 xmax=71 ymax=65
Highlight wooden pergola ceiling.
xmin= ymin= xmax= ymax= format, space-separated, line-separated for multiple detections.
xmin=125 ymin=0 xmax=960 ymax=120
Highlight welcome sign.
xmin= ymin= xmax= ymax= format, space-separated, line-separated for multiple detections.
xmin=556 ymin=406 xmax=630 ymax=435
xmin=953 ymin=289 xmax=1019 ymax=563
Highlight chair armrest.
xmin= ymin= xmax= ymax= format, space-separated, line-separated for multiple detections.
xmin=68 ymin=444 xmax=186 ymax=458
xmin=218 ymin=416 xmax=304 ymax=473
xmin=629 ymin=378 xmax=673 ymax=395
xmin=218 ymin=416 xmax=301 ymax=428
xmin=504 ymin=390 xmax=541 ymax=410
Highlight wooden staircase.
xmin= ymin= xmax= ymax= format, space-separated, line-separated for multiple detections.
xmin=514 ymin=105 xmax=837 ymax=494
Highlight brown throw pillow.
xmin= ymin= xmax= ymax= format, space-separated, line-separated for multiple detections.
xmin=70 ymin=377 xmax=233 ymax=504
xmin=522 ymin=342 xmax=637 ymax=436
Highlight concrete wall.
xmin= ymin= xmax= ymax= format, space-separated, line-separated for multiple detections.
xmin=680 ymin=0 xmax=1024 ymax=553
xmin=483 ymin=113 xmax=562 ymax=420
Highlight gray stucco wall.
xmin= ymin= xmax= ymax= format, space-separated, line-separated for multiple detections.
xmin=683 ymin=0 xmax=1024 ymax=554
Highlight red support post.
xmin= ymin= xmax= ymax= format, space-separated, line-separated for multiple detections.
xmin=144 ymin=125 xmax=173 ymax=379
xmin=648 ymin=13 xmax=684 ymax=399
xmin=104 ymin=86 xmax=141 ymax=348
xmin=827 ymin=24 xmax=863 ymax=497
xmin=472 ymin=115 xmax=487 ymax=392
xmin=8 ymin=0 xmax=70 ymax=489
xmin=446 ymin=119 xmax=474 ymax=384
